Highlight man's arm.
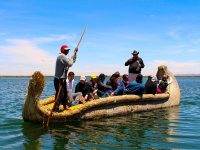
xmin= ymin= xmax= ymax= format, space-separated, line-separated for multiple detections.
xmin=62 ymin=54 xmax=73 ymax=67
xmin=125 ymin=58 xmax=132 ymax=66
xmin=98 ymin=81 xmax=112 ymax=90
xmin=139 ymin=58 xmax=145 ymax=68
xmin=71 ymin=47 xmax=78 ymax=63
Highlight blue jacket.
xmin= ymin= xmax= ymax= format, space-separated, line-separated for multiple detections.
xmin=124 ymin=81 xmax=144 ymax=95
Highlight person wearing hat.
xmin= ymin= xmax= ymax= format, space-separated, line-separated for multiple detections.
xmin=75 ymin=76 xmax=94 ymax=101
xmin=75 ymin=75 xmax=87 ymax=94
xmin=54 ymin=45 xmax=78 ymax=111
xmin=89 ymin=75 xmax=98 ymax=88
xmin=125 ymin=50 xmax=145 ymax=82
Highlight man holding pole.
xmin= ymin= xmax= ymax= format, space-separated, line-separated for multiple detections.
xmin=54 ymin=45 xmax=78 ymax=111
xmin=46 ymin=27 xmax=87 ymax=126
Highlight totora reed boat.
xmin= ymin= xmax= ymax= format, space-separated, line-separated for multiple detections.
xmin=22 ymin=65 xmax=180 ymax=124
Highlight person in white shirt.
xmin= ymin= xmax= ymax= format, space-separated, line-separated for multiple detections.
xmin=66 ymin=71 xmax=84 ymax=106
xmin=66 ymin=71 xmax=76 ymax=92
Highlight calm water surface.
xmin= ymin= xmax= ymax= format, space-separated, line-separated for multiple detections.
xmin=0 ymin=77 xmax=200 ymax=149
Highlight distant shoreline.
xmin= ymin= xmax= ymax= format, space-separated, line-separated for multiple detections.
xmin=1 ymin=75 xmax=200 ymax=78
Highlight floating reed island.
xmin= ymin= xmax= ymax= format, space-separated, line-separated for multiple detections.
xmin=22 ymin=65 xmax=180 ymax=124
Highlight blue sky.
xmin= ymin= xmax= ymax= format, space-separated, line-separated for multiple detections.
xmin=0 ymin=0 xmax=200 ymax=76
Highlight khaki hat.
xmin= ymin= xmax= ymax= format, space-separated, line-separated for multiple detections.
xmin=80 ymin=76 xmax=86 ymax=81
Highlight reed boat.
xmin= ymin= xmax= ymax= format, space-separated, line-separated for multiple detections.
xmin=22 ymin=65 xmax=180 ymax=124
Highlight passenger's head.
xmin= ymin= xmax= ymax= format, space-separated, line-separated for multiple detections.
xmin=90 ymin=75 xmax=97 ymax=83
xmin=68 ymin=71 xmax=75 ymax=81
xmin=98 ymin=73 xmax=106 ymax=82
xmin=152 ymin=76 xmax=157 ymax=83
xmin=113 ymin=71 xmax=120 ymax=78
xmin=122 ymin=74 xmax=129 ymax=81
xmin=80 ymin=76 xmax=86 ymax=84
xmin=148 ymin=75 xmax=157 ymax=83
xmin=136 ymin=74 xmax=143 ymax=83
xmin=162 ymin=75 xmax=167 ymax=82
xmin=110 ymin=72 xmax=120 ymax=83
xmin=60 ymin=45 xmax=70 ymax=55
xmin=147 ymin=75 xmax=153 ymax=81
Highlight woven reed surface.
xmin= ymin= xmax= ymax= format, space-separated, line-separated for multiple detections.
xmin=38 ymin=93 xmax=170 ymax=118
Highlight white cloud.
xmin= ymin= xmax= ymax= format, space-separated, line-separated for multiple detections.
xmin=0 ymin=33 xmax=83 ymax=76
xmin=32 ymin=34 xmax=76 ymax=43
xmin=145 ymin=60 xmax=200 ymax=75
xmin=0 ymin=39 xmax=55 ymax=76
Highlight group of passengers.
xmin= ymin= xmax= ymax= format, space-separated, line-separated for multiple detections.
xmin=53 ymin=45 xmax=172 ymax=111
xmin=65 ymin=71 xmax=172 ymax=107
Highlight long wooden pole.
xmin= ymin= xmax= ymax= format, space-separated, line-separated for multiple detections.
xmin=46 ymin=80 xmax=63 ymax=126
xmin=76 ymin=26 xmax=87 ymax=48
xmin=71 ymin=26 xmax=87 ymax=62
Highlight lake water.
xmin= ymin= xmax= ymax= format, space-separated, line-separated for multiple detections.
xmin=0 ymin=77 xmax=200 ymax=149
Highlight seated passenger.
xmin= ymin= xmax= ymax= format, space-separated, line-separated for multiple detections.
xmin=122 ymin=74 xmax=129 ymax=87
xmin=144 ymin=75 xmax=157 ymax=94
xmin=66 ymin=71 xmax=76 ymax=92
xmin=123 ymin=74 xmax=144 ymax=95
xmin=66 ymin=72 xmax=83 ymax=106
xmin=86 ymin=75 xmax=99 ymax=100
xmin=107 ymin=71 xmax=124 ymax=96
xmin=97 ymin=73 xmax=112 ymax=98
xmin=75 ymin=76 xmax=96 ymax=101
xmin=106 ymin=71 xmax=121 ymax=91
xmin=113 ymin=74 xmax=130 ymax=96
xmin=88 ymin=75 xmax=98 ymax=90
xmin=156 ymin=75 xmax=172 ymax=93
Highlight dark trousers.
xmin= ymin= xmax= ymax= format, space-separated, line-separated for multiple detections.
xmin=54 ymin=78 xmax=67 ymax=110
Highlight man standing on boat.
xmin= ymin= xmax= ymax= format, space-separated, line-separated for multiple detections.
xmin=125 ymin=50 xmax=145 ymax=82
xmin=54 ymin=45 xmax=78 ymax=111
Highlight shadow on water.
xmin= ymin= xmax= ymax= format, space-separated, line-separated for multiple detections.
xmin=21 ymin=106 xmax=180 ymax=149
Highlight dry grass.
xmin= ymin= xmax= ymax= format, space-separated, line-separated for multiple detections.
xmin=28 ymin=71 xmax=45 ymax=100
